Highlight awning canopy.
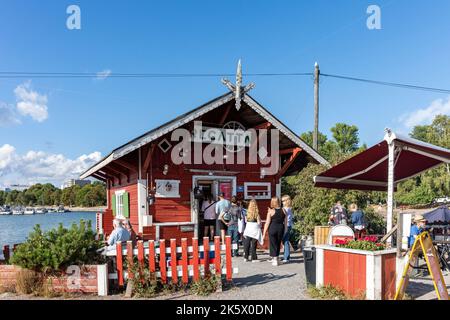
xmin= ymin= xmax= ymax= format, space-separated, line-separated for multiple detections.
xmin=424 ymin=206 xmax=450 ymax=223
xmin=314 ymin=130 xmax=450 ymax=191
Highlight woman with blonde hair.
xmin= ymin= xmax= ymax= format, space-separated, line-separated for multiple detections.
xmin=243 ymin=198 xmax=263 ymax=262
xmin=281 ymin=195 xmax=294 ymax=263
xmin=263 ymin=197 xmax=287 ymax=266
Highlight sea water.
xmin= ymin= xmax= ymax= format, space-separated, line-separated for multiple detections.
xmin=0 ymin=211 xmax=96 ymax=257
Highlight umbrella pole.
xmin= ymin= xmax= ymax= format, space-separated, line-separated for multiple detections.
xmin=386 ymin=141 xmax=395 ymax=247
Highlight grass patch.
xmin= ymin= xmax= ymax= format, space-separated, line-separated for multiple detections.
xmin=189 ymin=275 xmax=221 ymax=296
xmin=307 ymin=284 xmax=365 ymax=300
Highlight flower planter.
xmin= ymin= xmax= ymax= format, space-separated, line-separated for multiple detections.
xmin=315 ymin=245 xmax=397 ymax=300
xmin=0 ymin=264 xmax=108 ymax=296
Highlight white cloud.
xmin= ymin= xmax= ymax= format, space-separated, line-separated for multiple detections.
xmin=96 ymin=69 xmax=112 ymax=80
xmin=0 ymin=102 xmax=21 ymax=126
xmin=399 ymin=96 xmax=450 ymax=129
xmin=14 ymin=82 xmax=48 ymax=122
xmin=0 ymin=144 xmax=101 ymax=186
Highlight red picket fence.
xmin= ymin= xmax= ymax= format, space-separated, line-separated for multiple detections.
xmin=105 ymin=236 xmax=238 ymax=286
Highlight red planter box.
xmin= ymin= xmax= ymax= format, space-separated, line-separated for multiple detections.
xmin=315 ymin=245 xmax=397 ymax=300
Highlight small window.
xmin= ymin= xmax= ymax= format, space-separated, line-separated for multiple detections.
xmin=244 ymin=182 xmax=271 ymax=200
xmin=158 ymin=138 xmax=172 ymax=153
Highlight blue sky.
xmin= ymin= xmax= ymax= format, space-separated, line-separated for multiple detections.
xmin=1 ymin=0 xmax=450 ymax=186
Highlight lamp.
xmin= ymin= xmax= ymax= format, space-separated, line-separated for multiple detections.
xmin=163 ymin=164 xmax=169 ymax=175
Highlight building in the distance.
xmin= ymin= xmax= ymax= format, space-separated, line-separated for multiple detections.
xmin=61 ymin=179 xmax=91 ymax=190
xmin=4 ymin=184 xmax=30 ymax=192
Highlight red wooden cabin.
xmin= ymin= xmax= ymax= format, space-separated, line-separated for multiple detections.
xmin=80 ymin=90 xmax=328 ymax=243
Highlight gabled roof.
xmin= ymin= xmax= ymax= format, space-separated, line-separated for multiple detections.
xmin=80 ymin=92 xmax=329 ymax=179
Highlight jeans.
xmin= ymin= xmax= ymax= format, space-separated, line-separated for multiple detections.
xmin=283 ymin=226 xmax=292 ymax=261
xmin=227 ymin=224 xmax=239 ymax=256
xmin=243 ymin=237 xmax=258 ymax=260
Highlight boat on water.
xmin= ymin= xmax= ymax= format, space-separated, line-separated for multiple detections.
xmin=0 ymin=207 xmax=12 ymax=215
xmin=36 ymin=208 xmax=48 ymax=214
xmin=12 ymin=207 xmax=24 ymax=215
xmin=24 ymin=208 xmax=35 ymax=215
xmin=57 ymin=205 xmax=69 ymax=213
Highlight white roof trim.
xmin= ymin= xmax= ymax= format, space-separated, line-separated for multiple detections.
xmin=80 ymin=92 xmax=329 ymax=179
xmin=385 ymin=130 xmax=450 ymax=154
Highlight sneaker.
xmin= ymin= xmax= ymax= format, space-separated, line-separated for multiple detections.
xmin=282 ymin=259 xmax=289 ymax=263
xmin=272 ymin=259 xmax=278 ymax=266
xmin=267 ymin=258 xmax=274 ymax=263
xmin=243 ymin=258 xmax=248 ymax=262
xmin=252 ymin=259 xmax=260 ymax=263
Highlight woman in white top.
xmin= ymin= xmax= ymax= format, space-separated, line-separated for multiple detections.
xmin=201 ymin=194 xmax=217 ymax=241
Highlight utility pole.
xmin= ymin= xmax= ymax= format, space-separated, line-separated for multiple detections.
xmin=313 ymin=62 xmax=320 ymax=151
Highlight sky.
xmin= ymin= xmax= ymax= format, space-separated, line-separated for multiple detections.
xmin=0 ymin=0 xmax=450 ymax=187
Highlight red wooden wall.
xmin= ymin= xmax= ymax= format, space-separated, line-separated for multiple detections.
xmin=323 ymin=250 xmax=367 ymax=297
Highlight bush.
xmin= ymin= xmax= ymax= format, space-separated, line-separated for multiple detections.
xmin=10 ymin=220 xmax=103 ymax=273
xmin=15 ymin=269 xmax=43 ymax=295
xmin=190 ymin=275 xmax=220 ymax=296
xmin=307 ymin=284 xmax=365 ymax=300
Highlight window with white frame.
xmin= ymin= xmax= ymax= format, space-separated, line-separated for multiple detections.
xmin=244 ymin=182 xmax=271 ymax=200
xmin=115 ymin=190 xmax=126 ymax=218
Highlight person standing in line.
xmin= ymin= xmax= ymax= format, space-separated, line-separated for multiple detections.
xmin=216 ymin=192 xmax=231 ymax=244
xmin=123 ymin=219 xmax=137 ymax=245
xmin=263 ymin=197 xmax=287 ymax=266
xmin=281 ymin=195 xmax=294 ymax=263
xmin=329 ymin=201 xmax=348 ymax=226
xmin=227 ymin=196 xmax=242 ymax=256
xmin=350 ymin=203 xmax=366 ymax=239
xmin=201 ymin=194 xmax=217 ymax=240
xmin=243 ymin=199 xmax=263 ymax=262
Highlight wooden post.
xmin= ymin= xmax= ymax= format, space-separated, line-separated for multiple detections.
xmin=397 ymin=212 xmax=403 ymax=258
xmin=159 ymin=239 xmax=167 ymax=284
xmin=225 ymin=236 xmax=232 ymax=282
xmin=214 ymin=236 xmax=221 ymax=276
xmin=126 ymin=241 xmax=134 ymax=279
xmin=170 ymin=239 xmax=178 ymax=284
xmin=313 ymin=62 xmax=320 ymax=151
xmin=192 ymin=238 xmax=200 ymax=281
xmin=3 ymin=245 xmax=10 ymax=263
xmin=203 ymin=237 xmax=210 ymax=277
xmin=149 ymin=240 xmax=156 ymax=274
xmin=116 ymin=242 xmax=124 ymax=288
xmin=137 ymin=240 xmax=144 ymax=282
xmin=181 ymin=238 xmax=188 ymax=284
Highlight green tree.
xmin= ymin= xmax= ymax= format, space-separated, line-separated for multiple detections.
xmin=330 ymin=123 xmax=360 ymax=154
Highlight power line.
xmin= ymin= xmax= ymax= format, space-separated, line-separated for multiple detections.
xmin=321 ymin=73 xmax=450 ymax=94
xmin=0 ymin=71 xmax=313 ymax=78
xmin=0 ymin=70 xmax=449 ymax=94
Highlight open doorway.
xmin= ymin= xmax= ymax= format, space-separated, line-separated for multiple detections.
xmin=192 ymin=176 xmax=237 ymax=239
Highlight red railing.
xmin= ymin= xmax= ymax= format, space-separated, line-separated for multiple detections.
xmin=106 ymin=236 xmax=238 ymax=286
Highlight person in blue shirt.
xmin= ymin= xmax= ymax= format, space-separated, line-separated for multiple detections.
xmin=215 ymin=192 xmax=231 ymax=244
xmin=107 ymin=219 xmax=131 ymax=247
xmin=409 ymin=215 xmax=426 ymax=248
xmin=281 ymin=195 xmax=294 ymax=263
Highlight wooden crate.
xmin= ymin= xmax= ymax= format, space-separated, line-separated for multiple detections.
xmin=314 ymin=226 xmax=330 ymax=245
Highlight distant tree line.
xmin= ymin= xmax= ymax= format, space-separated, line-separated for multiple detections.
xmin=0 ymin=182 xmax=106 ymax=207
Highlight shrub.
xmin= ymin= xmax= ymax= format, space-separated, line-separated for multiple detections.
xmin=15 ymin=269 xmax=44 ymax=295
xmin=307 ymin=284 xmax=365 ymax=300
xmin=10 ymin=220 xmax=104 ymax=273
xmin=190 ymin=275 xmax=220 ymax=296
